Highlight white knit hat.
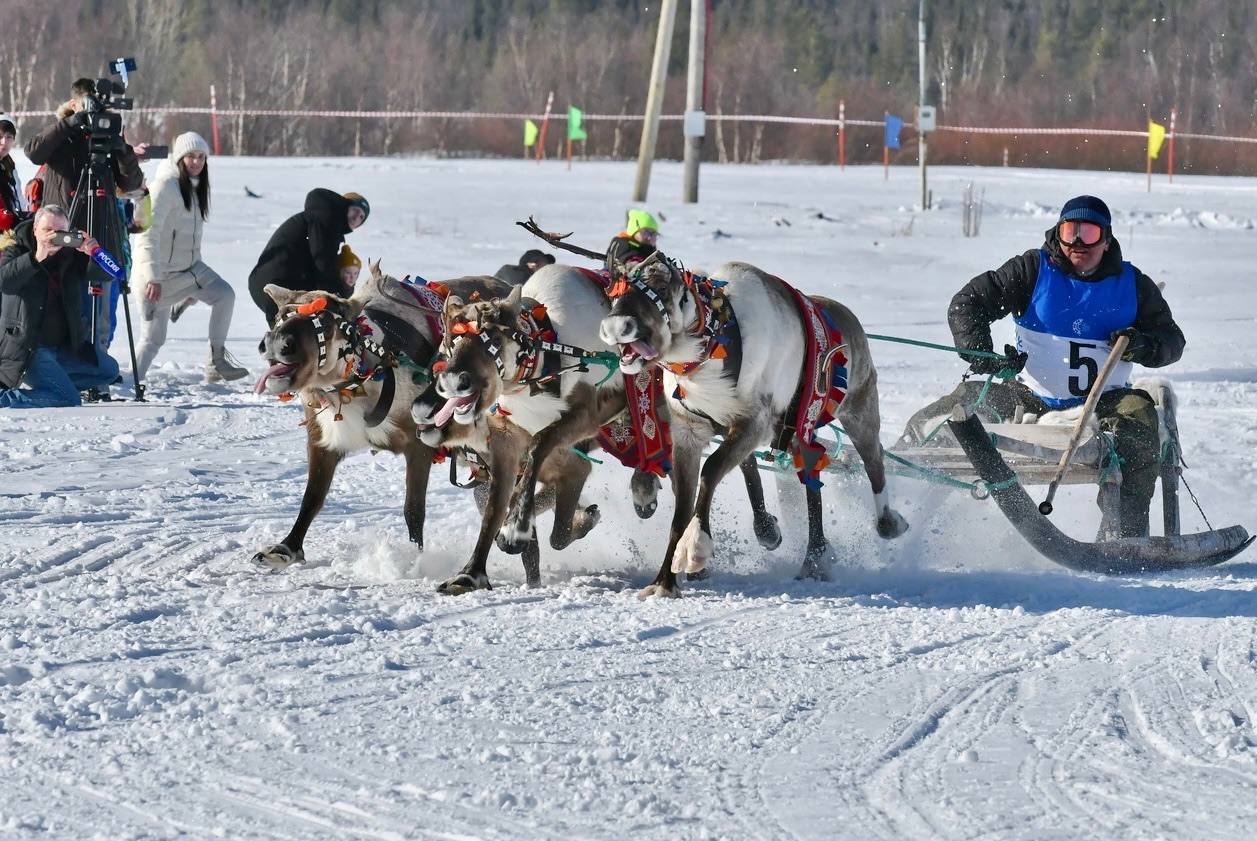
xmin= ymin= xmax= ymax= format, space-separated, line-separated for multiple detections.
xmin=170 ymin=131 xmax=210 ymax=161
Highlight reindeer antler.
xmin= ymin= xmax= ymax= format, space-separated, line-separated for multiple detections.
xmin=515 ymin=215 xmax=606 ymax=261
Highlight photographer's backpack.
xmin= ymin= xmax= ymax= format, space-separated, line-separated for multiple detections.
xmin=25 ymin=165 xmax=45 ymax=211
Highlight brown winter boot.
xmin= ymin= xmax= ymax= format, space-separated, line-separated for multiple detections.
xmin=207 ymin=345 xmax=248 ymax=383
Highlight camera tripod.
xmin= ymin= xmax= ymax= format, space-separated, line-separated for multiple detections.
xmin=67 ymin=143 xmax=145 ymax=402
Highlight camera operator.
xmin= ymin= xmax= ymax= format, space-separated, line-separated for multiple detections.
xmin=24 ymin=79 xmax=143 ymax=218
xmin=0 ymin=205 xmax=120 ymax=408
xmin=24 ymin=80 xmax=144 ymax=368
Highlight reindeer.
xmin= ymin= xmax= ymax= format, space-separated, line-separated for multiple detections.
xmin=429 ymin=263 xmax=788 ymax=594
xmin=251 ymin=265 xmax=591 ymax=583
xmin=599 ymin=256 xmax=909 ymax=597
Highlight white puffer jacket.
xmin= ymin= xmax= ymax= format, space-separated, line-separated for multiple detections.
xmin=130 ymin=157 xmax=204 ymax=297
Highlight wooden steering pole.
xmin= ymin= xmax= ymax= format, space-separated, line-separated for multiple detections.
xmin=1038 ymin=334 xmax=1130 ymax=516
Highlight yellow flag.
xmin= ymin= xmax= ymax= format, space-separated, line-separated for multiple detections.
xmin=524 ymin=119 xmax=539 ymax=148
xmin=1148 ymin=120 xmax=1166 ymax=159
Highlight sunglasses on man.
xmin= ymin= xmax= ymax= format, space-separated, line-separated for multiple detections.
xmin=1058 ymin=220 xmax=1106 ymax=247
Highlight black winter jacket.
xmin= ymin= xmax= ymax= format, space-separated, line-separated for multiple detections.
xmin=948 ymin=227 xmax=1185 ymax=369
xmin=0 ymin=220 xmax=92 ymax=388
xmin=248 ymin=188 xmax=354 ymax=322
xmin=23 ymin=115 xmax=143 ymax=252
xmin=605 ymin=234 xmax=656 ymax=275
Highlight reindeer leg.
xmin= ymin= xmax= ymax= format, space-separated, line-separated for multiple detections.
xmin=676 ymin=419 xmax=769 ymax=580
xmin=521 ymin=536 xmax=542 ymax=588
xmin=640 ymin=435 xmax=703 ymax=598
xmin=403 ymin=438 xmax=435 ymax=552
xmin=439 ymin=439 xmax=525 ymax=594
xmin=840 ymin=382 xmax=910 ymax=541
xmin=498 ymin=406 xmax=596 ymax=554
xmin=798 ymin=486 xmax=837 ymax=580
xmin=739 ymin=455 xmax=782 ymax=550
xmin=253 ymin=434 xmax=342 ymax=571
xmin=546 ymin=450 xmax=597 ymax=551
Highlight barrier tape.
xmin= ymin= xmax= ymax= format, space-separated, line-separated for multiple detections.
xmin=6 ymin=106 xmax=1253 ymax=144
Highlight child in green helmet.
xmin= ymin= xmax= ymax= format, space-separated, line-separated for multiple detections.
xmin=606 ymin=208 xmax=660 ymax=275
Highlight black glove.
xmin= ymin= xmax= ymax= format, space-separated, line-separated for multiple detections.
xmin=65 ymin=109 xmax=91 ymax=130
xmin=966 ymin=343 xmax=1027 ymax=376
xmin=1110 ymin=328 xmax=1156 ymax=364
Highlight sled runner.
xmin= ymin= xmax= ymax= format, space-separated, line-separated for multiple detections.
xmin=813 ymin=377 xmax=1253 ymax=573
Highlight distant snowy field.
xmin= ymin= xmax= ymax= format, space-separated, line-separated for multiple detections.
xmin=3 ymin=156 xmax=1257 ymax=840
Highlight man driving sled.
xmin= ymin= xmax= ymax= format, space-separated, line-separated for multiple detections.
xmin=902 ymin=195 xmax=1185 ymax=538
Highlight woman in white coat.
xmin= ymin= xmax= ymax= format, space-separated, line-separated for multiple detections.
xmin=132 ymin=131 xmax=247 ymax=384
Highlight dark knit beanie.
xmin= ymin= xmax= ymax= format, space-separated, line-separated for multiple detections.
xmin=1058 ymin=195 xmax=1111 ymax=228
xmin=343 ymin=192 xmax=370 ymax=221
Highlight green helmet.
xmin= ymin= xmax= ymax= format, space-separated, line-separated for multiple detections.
xmin=625 ymin=209 xmax=660 ymax=237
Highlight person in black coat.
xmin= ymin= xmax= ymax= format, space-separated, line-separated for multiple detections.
xmin=493 ymin=248 xmax=555 ymax=286
xmin=248 ymin=188 xmax=370 ymax=325
xmin=0 ymin=206 xmax=120 ymax=408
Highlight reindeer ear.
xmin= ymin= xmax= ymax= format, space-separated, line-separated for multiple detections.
xmin=264 ymin=284 xmax=298 ymax=307
xmin=369 ymin=259 xmax=382 ymax=280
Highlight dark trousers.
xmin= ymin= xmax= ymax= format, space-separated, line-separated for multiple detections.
xmin=901 ymin=381 xmax=1160 ymax=536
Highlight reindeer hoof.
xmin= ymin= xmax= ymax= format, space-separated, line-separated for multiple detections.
xmin=631 ymin=470 xmax=661 ymax=519
xmin=634 ymin=499 xmax=658 ymax=519
xmin=796 ymin=543 xmax=836 ymax=581
xmin=753 ymin=511 xmax=783 ymax=550
xmin=638 ymin=582 xmax=682 ymax=600
xmin=685 ymin=568 xmax=711 ymax=582
xmin=671 ymin=517 xmax=714 ymax=575
xmin=876 ymin=509 xmax=910 ymax=540
xmin=573 ymin=504 xmax=601 ymax=540
xmin=437 ymin=573 xmax=492 ymax=595
xmin=495 ymin=531 xmax=526 ymax=556
xmin=251 ymin=544 xmax=304 ymax=572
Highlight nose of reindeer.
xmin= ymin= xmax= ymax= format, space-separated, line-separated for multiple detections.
xmin=277 ymin=333 xmax=298 ymax=359
xmin=437 ymin=370 xmax=474 ymax=398
xmin=601 ymin=315 xmax=638 ymax=346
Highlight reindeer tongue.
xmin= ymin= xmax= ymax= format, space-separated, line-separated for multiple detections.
xmin=254 ymin=362 xmax=295 ymax=395
xmin=432 ymin=393 xmax=475 ymax=427
xmin=630 ymin=340 xmax=658 ymax=361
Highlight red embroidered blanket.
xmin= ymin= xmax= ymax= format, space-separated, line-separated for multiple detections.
xmin=780 ymin=282 xmax=848 ymax=490
xmin=597 ymin=368 xmax=673 ymax=478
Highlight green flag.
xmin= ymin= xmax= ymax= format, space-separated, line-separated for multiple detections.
xmin=567 ymin=106 xmax=587 ymax=142
xmin=524 ymin=119 xmax=539 ymax=147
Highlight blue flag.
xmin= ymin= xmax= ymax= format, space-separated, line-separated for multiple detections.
xmin=884 ymin=115 xmax=903 ymax=150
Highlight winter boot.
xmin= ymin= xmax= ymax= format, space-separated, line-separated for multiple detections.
xmin=207 ymin=345 xmax=248 ymax=383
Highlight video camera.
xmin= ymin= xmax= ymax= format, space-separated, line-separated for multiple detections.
xmin=80 ymin=57 xmax=137 ymax=160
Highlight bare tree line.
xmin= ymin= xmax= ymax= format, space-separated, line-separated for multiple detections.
xmin=2 ymin=0 xmax=1255 ymax=173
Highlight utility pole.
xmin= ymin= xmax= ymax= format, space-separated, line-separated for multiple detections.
xmin=918 ymin=0 xmax=928 ymax=211
xmin=681 ymin=0 xmax=708 ymax=203
xmin=633 ymin=0 xmax=680 ymax=202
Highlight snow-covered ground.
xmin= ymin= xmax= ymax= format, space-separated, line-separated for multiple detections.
xmin=3 ymin=156 xmax=1256 ymax=840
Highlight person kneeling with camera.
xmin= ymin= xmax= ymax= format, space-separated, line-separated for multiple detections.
xmin=0 ymin=205 xmax=120 ymax=408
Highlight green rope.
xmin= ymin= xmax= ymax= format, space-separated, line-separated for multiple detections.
xmin=587 ymin=351 xmax=622 ymax=386
xmin=866 ymin=333 xmax=1006 ymax=360
xmin=1097 ymin=431 xmax=1124 ymax=484
xmin=570 ymin=448 xmax=604 ymax=465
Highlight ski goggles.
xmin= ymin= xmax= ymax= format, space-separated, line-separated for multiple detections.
xmin=1057 ymin=220 xmax=1106 ymax=247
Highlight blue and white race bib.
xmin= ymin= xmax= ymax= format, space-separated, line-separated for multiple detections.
xmin=1013 ymin=250 xmax=1137 ymax=408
